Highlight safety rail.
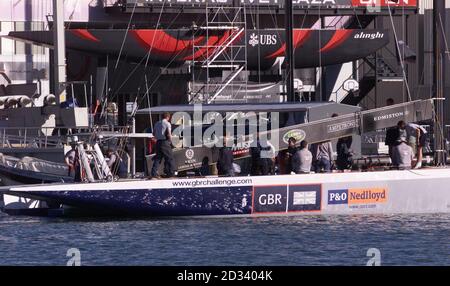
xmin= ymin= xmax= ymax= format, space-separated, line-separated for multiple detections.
xmin=0 ymin=125 xmax=132 ymax=149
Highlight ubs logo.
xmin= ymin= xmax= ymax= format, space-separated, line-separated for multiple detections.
xmin=249 ymin=33 xmax=278 ymax=47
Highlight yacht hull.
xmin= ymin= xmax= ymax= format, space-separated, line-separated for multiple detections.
xmin=3 ymin=169 xmax=450 ymax=217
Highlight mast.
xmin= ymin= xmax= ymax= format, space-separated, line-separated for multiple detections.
xmin=433 ymin=0 xmax=446 ymax=166
xmin=285 ymin=0 xmax=294 ymax=102
xmin=52 ymin=0 xmax=67 ymax=104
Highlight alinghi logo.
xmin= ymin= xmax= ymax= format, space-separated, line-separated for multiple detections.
xmin=354 ymin=32 xmax=384 ymax=40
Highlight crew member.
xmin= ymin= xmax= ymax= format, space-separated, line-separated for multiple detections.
xmin=150 ymin=112 xmax=176 ymax=178
xmin=311 ymin=140 xmax=333 ymax=173
xmin=406 ymin=122 xmax=427 ymax=169
xmin=384 ymin=98 xmax=399 ymax=160
xmin=292 ymin=140 xmax=312 ymax=174
xmin=106 ymin=149 xmax=127 ymax=178
xmin=284 ymin=137 xmax=298 ymax=174
xmin=311 ymin=114 xmax=337 ymax=173
xmin=392 ymin=138 xmax=415 ymax=170
xmin=217 ymin=135 xmax=234 ymax=177
xmin=64 ymin=144 xmax=81 ymax=182
xmin=258 ymin=137 xmax=276 ymax=175
xmin=336 ymin=136 xmax=353 ymax=171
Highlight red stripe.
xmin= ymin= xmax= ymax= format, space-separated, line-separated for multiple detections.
xmin=265 ymin=29 xmax=312 ymax=59
xmin=183 ymin=35 xmax=220 ymax=61
xmin=320 ymin=30 xmax=353 ymax=53
xmin=71 ymin=29 xmax=100 ymax=43
xmin=184 ymin=30 xmax=233 ymax=61
xmin=132 ymin=30 xmax=204 ymax=54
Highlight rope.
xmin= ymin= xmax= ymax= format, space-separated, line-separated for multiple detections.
xmin=114 ymin=0 xmax=137 ymax=70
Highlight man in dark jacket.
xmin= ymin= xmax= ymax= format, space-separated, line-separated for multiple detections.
xmin=336 ymin=136 xmax=353 ymax=171
xmin=284 ymin=137 xmax=298 ymax=174
xmin=217 ymin=135 xmax=234 ymax=176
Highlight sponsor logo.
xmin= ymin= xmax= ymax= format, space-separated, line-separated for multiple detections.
xmin=354 ymin=32 xmax=385 ymax=40
xmin=328 ymin=188 xmax=388 ymax=205
xmin=282 ymin=129 xmax=306 ymax=144
xmin=373 ymin=111 xmax=406 ymax=122
xmin=348 ymin=188 xmax=387 ymax=204
xmin=253 ymin=186 xmax=287 ymax=213
xmin=185 ymin=149 xmax=195 ymax=160
xmin=253 ymin=184 xmax=321 ymax=213
xmin=328 ymin=189 xmax=348 ymax=205
xmin=327 ymin=120 xmax=358 ymax=133
xmin=249 ymin=33 xmax=277 ymax=47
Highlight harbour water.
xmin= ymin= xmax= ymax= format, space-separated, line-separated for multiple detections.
xmin=0 ymin=213 xmax=448 ymax=266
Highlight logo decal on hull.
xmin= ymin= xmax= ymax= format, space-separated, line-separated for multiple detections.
xmin=252 ymin=184 xmax=321 ymax=214
xmin=249 ymin=33 xmax=278 ymax=47
xmin=328 ymin=188 xmax=388 ymax=206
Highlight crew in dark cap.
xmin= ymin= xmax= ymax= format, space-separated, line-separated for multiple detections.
xmin=151 ymin=112 xmax=176 ymax=178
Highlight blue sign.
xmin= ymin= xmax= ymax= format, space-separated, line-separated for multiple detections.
xmin=253 ymin=186 xmax=287 ymax=213
xmin=328 ymin=189 xmax=348 ymax=205
xmin=288 ymin=185 xmax=321 ymax=212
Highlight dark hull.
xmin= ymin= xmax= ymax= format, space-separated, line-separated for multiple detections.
xmin=0 ymin=164 xmax=73 ymax=185
xmin=8 ymin=29 xmax=389 ymax=70
xmin=14 ymin=186 xmax=254 ymax=216
xmin=4 ymin=168 xmax=450 ymax=218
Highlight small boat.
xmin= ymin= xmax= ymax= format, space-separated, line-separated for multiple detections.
xmin=0 ymin=154 xmax=73 ymax=185
xmin=3 ymin=168 xmax=450 ymax=217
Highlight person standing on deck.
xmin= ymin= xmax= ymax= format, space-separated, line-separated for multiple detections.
xmin=406 ymin=123 xmax=428 ymax=169
xmin=217 ymin=135 xmax=234 ymax=177
xmin=292 ymin=140 xmax=312 ymax=174
xmin=258 ymin=137 xmax=276 ymax=176
xmin=336 ymin=136 xmax=353 ymax=171
xmin=64 ymin=144 xmax=81 ymax=182
xmin=385 ymin=98 xmax=399 ymax=160
xmin=150 ymin=112 xmax=176 ymax=178
xmin=311 ymin=114 xmax=336 ymax=173
xmin=311 ymin=140 xmax=334 ymax=173
xmin=284 ymin=137 xmax=298 ymax=174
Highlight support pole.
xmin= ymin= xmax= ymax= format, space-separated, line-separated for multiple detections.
xmin=433 ymin=0 xmax=446 ymax=166
xmin=285 ymin=0 xmax=294 ymax=102
xmin=52 ymin=0 xmax=66 ymax=104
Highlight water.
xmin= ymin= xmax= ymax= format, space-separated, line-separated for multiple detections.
xmin=0 ymin=212 xmax=449 ymax=266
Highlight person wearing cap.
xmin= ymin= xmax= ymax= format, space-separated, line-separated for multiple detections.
xmin=151 ymin=112 xmax=176 ymax=178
